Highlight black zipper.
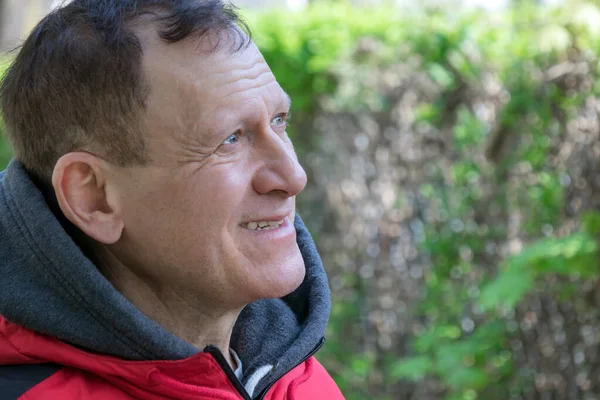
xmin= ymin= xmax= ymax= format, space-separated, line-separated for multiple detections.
xmin=255 ymin=337 xmax=326 ymax=400
xmin=205 ymin=337 xmax=326 ymax=400
xmin=204 ymin=345 xmax=253 ymax=400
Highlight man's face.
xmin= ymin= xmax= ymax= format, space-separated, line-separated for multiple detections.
xmin=108 ymin=31 xmax=307 ymax=309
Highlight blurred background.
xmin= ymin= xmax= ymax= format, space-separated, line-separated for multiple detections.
xmin=2 ymin=0 xmax=600 ymax=399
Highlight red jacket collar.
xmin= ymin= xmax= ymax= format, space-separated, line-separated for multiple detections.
xmin=0 ymin=315 xmax=243 ymax=399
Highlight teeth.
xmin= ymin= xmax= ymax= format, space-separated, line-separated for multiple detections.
xmin=246 ymin=219 xmax=285 ymax=231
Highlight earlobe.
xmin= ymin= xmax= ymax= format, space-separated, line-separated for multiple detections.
xmin=52 ymin=153 xmax=124 ymax=245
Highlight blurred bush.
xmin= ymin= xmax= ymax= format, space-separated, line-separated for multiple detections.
xmin=249 ymin=2 xmax=600 ymax=399
xmin=0 ymin=58 xmax=10 ymax=168
xmin=2 ymin=1 xmax=600 ymax=398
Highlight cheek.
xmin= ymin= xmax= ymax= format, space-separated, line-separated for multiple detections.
xmin=120 ymin=165 xmax=251 ymax=255
xmin=149 ymin=166 xmax=250 ymax=236
xmin=186 ymin=167 xmax=249 ymax=219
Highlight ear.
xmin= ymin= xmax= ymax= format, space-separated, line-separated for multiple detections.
xmin=52 ymin=152 xmax=124 ymax=245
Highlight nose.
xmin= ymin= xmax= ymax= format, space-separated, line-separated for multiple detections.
xmin=252 ymin=131 xmax=307 ymax=197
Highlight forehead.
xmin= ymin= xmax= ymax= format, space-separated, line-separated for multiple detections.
xmin=137 ymin=27 xmax=286 ymax=133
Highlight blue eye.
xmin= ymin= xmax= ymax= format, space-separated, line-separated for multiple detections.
xmin=223 ymin=131 xmax=240 ymax=145
xmin=271 ymin=115 xmax=287 ymax=126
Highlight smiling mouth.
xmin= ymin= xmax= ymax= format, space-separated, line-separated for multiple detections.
xmin=245 ymin=219 xmax=285 ymax=231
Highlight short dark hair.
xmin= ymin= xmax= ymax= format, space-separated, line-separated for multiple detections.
xmin=0 ymin=0 xmax=250 ymax=182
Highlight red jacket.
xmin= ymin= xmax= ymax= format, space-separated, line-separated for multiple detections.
xmin=0 ymin=315 xmax=344 ymax=399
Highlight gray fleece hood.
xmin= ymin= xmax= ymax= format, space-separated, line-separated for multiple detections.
xmin=0 ymin=159 xmax=331 ymax=396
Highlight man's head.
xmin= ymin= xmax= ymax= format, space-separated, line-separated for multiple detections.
xmin=1 ymin=0 xmax=250 ymax=182
xmin=0 ymin=0 xmax=308 ymax=310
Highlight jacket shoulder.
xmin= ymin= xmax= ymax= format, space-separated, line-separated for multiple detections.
xmin=265 ymin=357 xmax=345 ymax=400
xmin=0 ymin=364 xmax=62 ymax=400
xmin=308 ymin=358 xmax=345 ymax=399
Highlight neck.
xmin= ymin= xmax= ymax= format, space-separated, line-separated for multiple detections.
xmin=93 ymin=246 xmax=241 ymax=369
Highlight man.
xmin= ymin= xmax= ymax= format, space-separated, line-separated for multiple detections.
xmin=0 ymin=1 xmax=344 ymax=399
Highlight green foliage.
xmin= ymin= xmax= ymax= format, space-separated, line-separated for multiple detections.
xmin=247 ymin=2 xmax=600 ymax=398
xmin=479 ymin=233 xmax=598 ymax=312
xmin=245 ymin=4 xmax=404 ymax=154
xmin=392 ymin=226 xmax=600 ymax=398
xmin=375 ymin=2 xmax=600 ymax=398
xmin=392 ymin=319 xmax=511 ymax=392
xmin=0 ymin=58 xmax=10 ymax=170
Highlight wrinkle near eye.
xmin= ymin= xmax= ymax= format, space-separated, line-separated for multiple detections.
xmin=175 ymin=140 xmax=214 ymax=165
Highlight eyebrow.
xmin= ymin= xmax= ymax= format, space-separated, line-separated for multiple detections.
xmin=281 ymin=91 xmax=292 ymax=110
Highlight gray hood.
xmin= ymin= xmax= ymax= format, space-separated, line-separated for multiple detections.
xmin=0 ymin=159 xmax=331 ymax=396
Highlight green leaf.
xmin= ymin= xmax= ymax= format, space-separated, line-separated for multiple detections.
xmin=350 ymin=356 xmax=373 ymax=378
xmin=428 ymin=63 xmax=455 ymax=89
xmin=446 ymin=367 xmax=490 ymax=390
xmin=582 ymin=212 xmax=600 ymax=235
xmin=390 ymin=356 xmax=433 ymax=381
xmin=478 ymin=262 xmax=535 ymax=312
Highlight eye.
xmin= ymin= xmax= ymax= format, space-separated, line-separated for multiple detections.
xmin=271 ymin=114 xmax=288 ymax=127
xmin=222 ymin=131 xmax=240 ymax=145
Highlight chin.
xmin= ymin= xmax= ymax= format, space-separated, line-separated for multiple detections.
xmin=257 ymin=258 xmax=306 ymax=300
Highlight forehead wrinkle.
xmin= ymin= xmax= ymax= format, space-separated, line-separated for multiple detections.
xmin=214 ymin=60 xmax=273 ymax=87
xmin=186 ymin=72 xmax=280 ymax=138
xmin=218 ymin=73 xmax=278 ymax=103
xmin=200 ymin=89 xmax=284 ymax=143
xmin=212 ymin=83 xmax=286 ymax=132
xmin=143 ymin=40 xmax=285 ymax=150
